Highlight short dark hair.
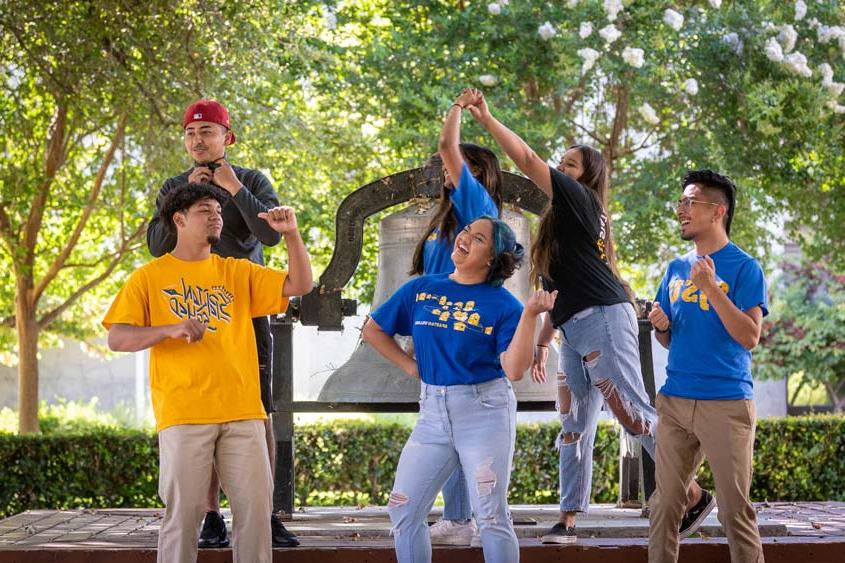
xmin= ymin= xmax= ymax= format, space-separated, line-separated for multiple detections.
xmin=682 ymin=169 xmax=737 ymax=235
xmin=160 ymin=183 xmax=228 ymax=234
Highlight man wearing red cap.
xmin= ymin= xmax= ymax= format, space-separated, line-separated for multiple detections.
xmin=147 ymin=99 xmax=299 ymax=549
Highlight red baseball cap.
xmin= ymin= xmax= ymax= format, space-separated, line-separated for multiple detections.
xmin=182 ymin=99 xmax=236 ymax=144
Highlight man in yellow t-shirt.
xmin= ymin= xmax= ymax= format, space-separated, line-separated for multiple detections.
xmin=103 ymin=183 xmax=313 ymax=563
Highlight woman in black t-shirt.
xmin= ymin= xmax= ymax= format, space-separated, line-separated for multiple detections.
xmin=467 ymin=90 xmax=703 ymax=543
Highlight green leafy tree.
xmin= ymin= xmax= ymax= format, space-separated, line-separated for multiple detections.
xmin=756 ymin=261 xmax=845 ymax=412
xmin=0 ymin=0 xmax=261 ymax=433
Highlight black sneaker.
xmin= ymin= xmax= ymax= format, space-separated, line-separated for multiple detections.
xmin=679 ymin=489 xmax=716 ymax=539
xmin=271 ymin=513 xmax=300 ymax=547
xmin=540 ymin=522 xmax=577 ymax=544
xmin=198 ymin=511 xmax=230 ymax=548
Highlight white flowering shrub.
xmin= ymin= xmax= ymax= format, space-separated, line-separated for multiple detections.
xmin=579 ymin=22 xmax=593 ymax=39
xmin=683 ymin=78 xmax=699 ymax=95
xmin=538 ymin=22 xmax=557 ymax=41
xmin=663 ymin=9 xmax=684 ymax=32
xmin=622 ymin=47 xmax=645 ymax=68
xmin=599 ymin=24 xmax=621 ymax=44
xmin=638 ymin=103 xmax=660 ymax=125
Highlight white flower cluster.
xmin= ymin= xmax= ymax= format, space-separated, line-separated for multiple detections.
xmin=795 ymin=0 xmax=807 ymax=22
xmin=784 ymin=52 xmax=813 ymax=77
xmin=827 ymin=100 xmax=845 ymax=114
xmin=663 ymin=9 xmax=684 ymax=32
xmin=322 ymin=5 xmax=337 ymax=30
xmin=604 ymin=0 xmax=624 ymax=22
xmin=567 ymin=0 xmax=579 ymax=7
xmin=538 ymin=21 xmax=557 ymax=41
xmin=765 ymin=37 xmax=784 ymax=62
xmin=580 ymin=22 xmax=593 ymax=39
xmin=639 ymin=103 xmax=660 ymax=125
xmin=622 ymin=47 xmax=644 ymax=68
xmin=578 ymin=47 xmax=601 ymax=74
xmin=817 ymin=25 xmax=845 ymax=53
xmin=684 ymin=78 xmax=699 ymax=96
xmin=488 ymin=0 xmax=508 ymax=14
xmin=778 ymin=24 xmax=798 ymax=54
xmin=722 ymin=32 xmax=744 ymax=56
xmin=819 ymin=63 xmax=845 ymax=97
xmin=479 ymin=74 xmax=498 ymax=86
xmin=599 ymin=24 xmax=621 ymax=44
xmin=708 ymin=0 xmax=722 ymax=8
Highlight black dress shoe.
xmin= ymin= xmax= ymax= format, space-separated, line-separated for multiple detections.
xmin=198 ymin=511 xmax=230 ymax=548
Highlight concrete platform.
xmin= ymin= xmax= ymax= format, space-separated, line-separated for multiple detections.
xmin=1 ymin=502 xmax=843 ymax=562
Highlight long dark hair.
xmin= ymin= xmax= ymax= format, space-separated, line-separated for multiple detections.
xmin=409 ymin=143 xmax=504 ymax=275
xmin=531 ymin=145 xmax=633 ymax=299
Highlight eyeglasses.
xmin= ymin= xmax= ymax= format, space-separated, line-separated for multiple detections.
xmin=675 ymin=197 xmax=721 ymax=211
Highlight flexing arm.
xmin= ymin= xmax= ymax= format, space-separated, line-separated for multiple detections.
xmin=468 ymin=92 xmax=552 ymax=198
xmin=691 ymin=256 xmax=763 ymax=350
xmin=501 ymin=290 xmax=557 ymax=381
xmin=108 ymin=320 xmax=207 ymax=352
xmin=362 ymin=318 xmax=419 ymax=378
xmin=257 ymin=206 xmax=313 ymax=296
xmin=216 ymin=164 xmax=282 ymax=247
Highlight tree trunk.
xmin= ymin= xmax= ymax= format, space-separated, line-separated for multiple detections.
xmin=15 ymin=279 xmax=39 ymax=434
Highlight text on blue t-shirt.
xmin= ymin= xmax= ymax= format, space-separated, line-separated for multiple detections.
xmin=655 ymin=242 xmax=768 ymax=400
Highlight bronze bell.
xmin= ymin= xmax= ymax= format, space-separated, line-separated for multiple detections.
xmin=316 ymin=201 xmax=559 ymax=403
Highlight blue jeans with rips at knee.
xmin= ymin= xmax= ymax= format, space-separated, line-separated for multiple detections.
xmin=557 ymin=302 xmax=657 ymax=513
xmin=387 ymin=378 xmax=519 ymax=563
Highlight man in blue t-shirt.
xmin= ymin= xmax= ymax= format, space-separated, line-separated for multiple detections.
xmin=647 ymin=170 xmax=767 ymax=563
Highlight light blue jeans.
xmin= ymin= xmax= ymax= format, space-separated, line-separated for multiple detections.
xmin=441 ymin=468 xmax=471 ymax=521
xmin=388 ymin=378 xmax=519 ymax=563
xmin=557 ymin=303 xmax=657 ymax=513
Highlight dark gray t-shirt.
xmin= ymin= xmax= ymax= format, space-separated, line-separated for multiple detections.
xmin=146 ymin=164 xmax=281 ymax=264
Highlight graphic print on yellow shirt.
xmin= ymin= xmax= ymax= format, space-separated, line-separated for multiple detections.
xmin=102 ymin=254 xmax=288 ymax=431
xmin=162 ymin=279 xmax=234 ymax=331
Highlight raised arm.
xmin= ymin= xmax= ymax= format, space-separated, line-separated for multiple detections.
xmin=213 ymin=163 xmax=282 ymax=247
xmin=257 ymin=206 xmax=313 ymax=296
xmin=439 ymin=89 xmax=478 ymax=187
xmin=501 ymin=290 xmax=557 ymax=381
xmin=467 ymin=92 xmax=552 ymax=198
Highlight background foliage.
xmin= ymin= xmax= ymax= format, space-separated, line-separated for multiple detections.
xmin=2 ymin=417 xmax=843 ymax=519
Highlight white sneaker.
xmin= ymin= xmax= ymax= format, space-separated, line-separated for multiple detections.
xmin=429 ymin=519 xmax=477 ymax=546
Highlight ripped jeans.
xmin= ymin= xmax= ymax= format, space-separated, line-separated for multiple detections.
xmin=557 ymin=303 xmax=657 ymax=513
xmin=387 ymin=378 xmax=519 ymax=563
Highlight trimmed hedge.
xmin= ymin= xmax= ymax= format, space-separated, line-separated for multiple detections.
xmin=0 ymin=416 xmax=842 ymax=519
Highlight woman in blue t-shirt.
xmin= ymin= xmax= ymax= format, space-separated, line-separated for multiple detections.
xmin=409 ymin=88 xmax=505 ymax=544
xmin=364 ymin=216 xmax=555 ymax=563
xmin=467 ymin=90 xmax=703 ymax=542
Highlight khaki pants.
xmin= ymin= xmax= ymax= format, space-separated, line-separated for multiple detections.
xmin=157 ymin=419 xmax=273 ymax=563
xmin=648 ymin=394 xmax=764 ymax=563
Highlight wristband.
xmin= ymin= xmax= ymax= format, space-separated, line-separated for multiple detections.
xmin=451 ymin=103 xmax=465 ymax=110
xmin=654 ymin=327 xmax=670 ymax=334
xmin=536 ymin=344 xmax=548 ymax=348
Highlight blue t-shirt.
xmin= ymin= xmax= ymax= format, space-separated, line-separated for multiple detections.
xmin=655 ymin=242 xmax=768 ymax=400
xmin=371 ymin=273 xmax=523 ymax=386
xmin=423 ymin=162 xmax=499 ymax=275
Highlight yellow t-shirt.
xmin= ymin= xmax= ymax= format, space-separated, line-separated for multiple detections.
xmin=102 ymin=254 xmax=289 ymax=431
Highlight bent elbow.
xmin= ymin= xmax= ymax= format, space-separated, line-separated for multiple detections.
xmin=505 ymin=369 xmax=524 ymax=382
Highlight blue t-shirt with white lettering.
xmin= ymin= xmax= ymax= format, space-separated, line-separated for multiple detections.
xmin=371 ymin=274 xmax=523 ymax=385
xmin=655 ymin=242 xmax=768 ymax=400
xmin=423 ymin=162 xmax=499 ymax=275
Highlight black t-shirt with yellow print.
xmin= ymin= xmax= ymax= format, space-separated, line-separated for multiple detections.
xmin=546 ymin=166 xmax=629 ymax=326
